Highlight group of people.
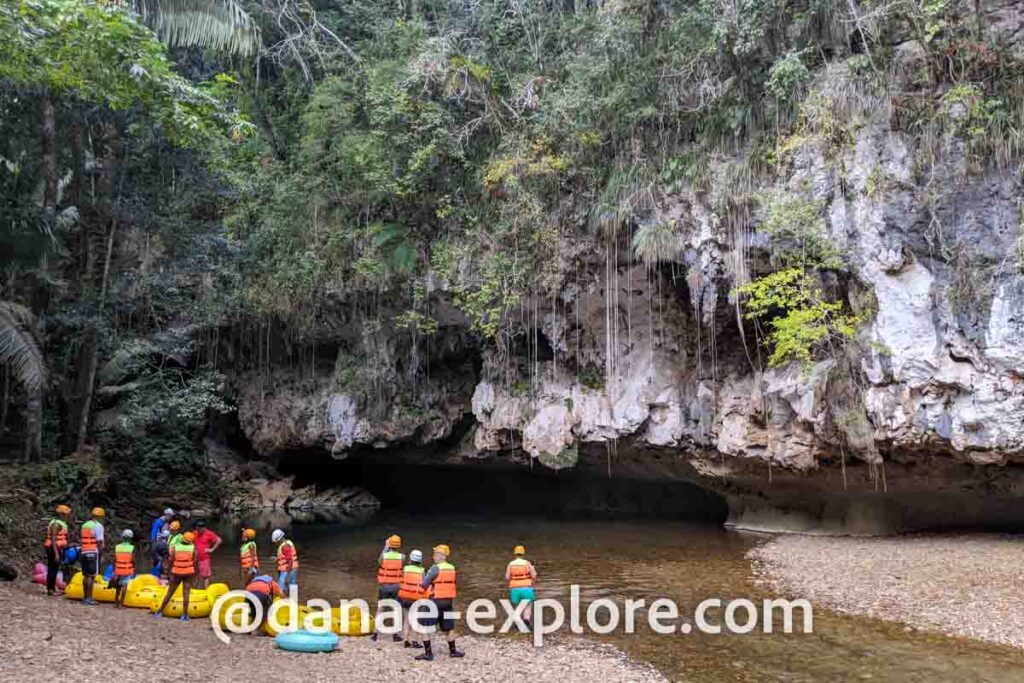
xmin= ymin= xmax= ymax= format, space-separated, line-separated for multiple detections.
xmin=368 ymin=535 xmax=538 ymax=661
xmin=43 ymin=505 xmax=539 ymax=662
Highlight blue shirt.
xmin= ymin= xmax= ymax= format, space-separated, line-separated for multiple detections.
xmin=149 ymin=517 xmax=168 ymax=542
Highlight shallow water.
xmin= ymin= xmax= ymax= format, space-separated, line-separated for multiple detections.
xmin=208 ymin=513 xmax=1024 ymax=681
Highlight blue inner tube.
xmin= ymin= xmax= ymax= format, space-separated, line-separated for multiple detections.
xmin=275 ymin=630 xmax=339 ymax=653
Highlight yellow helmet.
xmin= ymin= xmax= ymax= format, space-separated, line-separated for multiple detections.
xmin=388 ymin=534 xmax=402 ymax=548
xmin=182 ymin=531 xmax=195 ymax=543
xmin=91 ymin=507 xmax=105 ymax=518
xmin=55 ymin=504 xmax=71 ymax=515
xmin=242 ymin=528 xmax=256 ymax=539
xmin=169 ymin=520 xmax=182 ymax=532
xmin=433 ymin=544 xmax=450 ymax=556
xmin=513 ymin=545 xmax=526 ymax=555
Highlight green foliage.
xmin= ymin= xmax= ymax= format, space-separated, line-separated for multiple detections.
xmin=735 ymin=268 xmax=859 ymax=366
xmin=633 ymin=222 xmax=683 ymax=267
xmin=0 ymin=0 xmax=249 ymax=148
xmin=765 ymin=50 xmax=810 ymax=100
xmin=122 ymin=368 xmax=233 ymax=430
xmin=758 ymin=192 xmax=842 ymax=269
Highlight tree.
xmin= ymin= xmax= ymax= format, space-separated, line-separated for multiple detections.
xmin=0 ymin=302 xmax=46 ymax=461
xmin=136 ymin=0 xmax=259 ymax=56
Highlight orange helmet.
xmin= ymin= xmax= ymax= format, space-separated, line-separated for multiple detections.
xmin=55 ymin=504 xmax=71 ymax=515
xmin=242 ymin=528 xmax=256 ymax=539
xmin=433 ymin=544 xmax=450 ymax=556
xmin=182 ymin=531 xmax=195 ymax=543
xmin=513 ymin=545 xmax=526 ymax=555
xmin=169 ymin=520 xmax=182 ymax=532
xmin=388 ymin=534 xmax=402 ymax=549
xmin=91 ymin=507 xmax=105 ymax=517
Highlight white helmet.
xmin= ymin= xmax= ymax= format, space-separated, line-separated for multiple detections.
xmin=163 ymin=508 xmax=174 ymax=516
xmin=410 ymin=549 xmax=423 ymax=563
xmin=271 ymin=529 xmax=285 ymax=543
xmin=122 ymin=529 xmax=133 ymax=539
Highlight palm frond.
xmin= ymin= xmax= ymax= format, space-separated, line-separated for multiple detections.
xmin=0 ymin=301 xmax=46 ymax=392
xmin=138 ymin=0 xmax=259 ymax=57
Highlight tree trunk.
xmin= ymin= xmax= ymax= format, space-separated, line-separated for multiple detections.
xmin=0 ymin=366 xmax=9 ymax=434
xmin=69 ymin=121 xmax=125 ymax=452
xmin=41 ymin=94 xmax=57 ymax=232
xmin=23 ymin=386 xmax=42 ymax=463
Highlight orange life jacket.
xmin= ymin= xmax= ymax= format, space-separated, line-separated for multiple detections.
xmin=276 ymin=540 xmax=298 ymax=571
xmin=171 ymin=543 xmax=196 ymax=576
xmin=114 ymin=542 xmax=135 ymax=577
xmin=240 ymin=541 xmax=259 ymax=570
xmin=245 ymin=576 xmax=280 ymax=596
xmin=81 ymin=521 xmax=99 ymax=554
xmin=44 ymin=519 xmax=68 ymax=549
xmin=430 ymin=561 xmax=457 ymax=599
xmin=507 ymin=558 xmax=533 ymax=588
xmin=377 ymin=550 xmax=403 ymax=585
xmin=398 ymin=564 xmax=426 ymax=601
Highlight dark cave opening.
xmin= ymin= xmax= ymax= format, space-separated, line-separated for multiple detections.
xmin=275 ymin=450 xmax=729 ymax=523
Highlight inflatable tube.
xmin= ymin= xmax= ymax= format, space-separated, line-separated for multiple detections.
xmin=262 ymin=604 xmax=311 ymax=636
xmin=275 ymin=629 xmax=338 ymax=653
xmin=64 ymin=572 xmax=116 ymax=602
xmin=303 ymin=605 xmax=374 ymax=636
xmin=124 ymin=585 xmax=166 ymax=609
xmin=149 ymin=592 xmax=213 ymax=618
xmin=206 ymin=582 xmax=229 ymax=600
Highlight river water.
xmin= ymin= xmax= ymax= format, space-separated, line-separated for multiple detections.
xmin=208 ymin=512 xmax=1024 ymax=681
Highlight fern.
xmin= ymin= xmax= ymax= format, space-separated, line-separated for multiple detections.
xmin=0 ymin=301 xmax=46 ymax=391
xmin=137 ymin=0 xmax=259 ymax=57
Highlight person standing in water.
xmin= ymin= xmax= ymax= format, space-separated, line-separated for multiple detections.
xmin=397 ymin=548 xmax=427 ymax=649
xmin=272 ymin=529 xmax=298 ymax=590
xmin=416 ymin=544 xmax=464 ymax=661
xmin=155 ymin=530 xmax=197 ymax=620
xmin=79 ymin=507 xmax=105 ymax=605
xmin=239 ymin=528 xmax=259 ymax=582
xmin=43 ymin=504 xmax=71 ymax=596
xmin=505 ymin=544 xmax=538 ymax=628
xmin=192 ymin=520 xmax=222 ymax=589
xmin=111 ymin=530 xmax=136 ymax=608
xmin=372 ymin=534 xmax=404 ymax=642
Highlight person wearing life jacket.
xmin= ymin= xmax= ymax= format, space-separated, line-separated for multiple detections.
xmin=372 ymin=534 xmax=405 ymax=642
xmin=239 ymin=528 xmax=259 ymax=582
xmin=43 ymin=504 xmax=71 ymax=596
xmin=272 ymin=529 xmax=298 ymax=588
xmin=162 ymin=520 xmax=183 ymax=576
xmin=397 ymin=548 xmax=427 ymax=649
xmin=505 ymin=544 xmax=538 ymax=627
xmin=154 ymin=530 xmax=198 ymax=621
xmin=244 ymin=574 xmax=283 ymax=630
xmin=112 ymin=530 xmax=136 ymax=608
xmin=415 ymin=544 xmax=464 ymax=661
xmin=80 ymin=507 xmax=106 ymax=606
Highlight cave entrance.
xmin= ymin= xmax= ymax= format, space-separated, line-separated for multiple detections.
xmin=276 ymin=451 xmax=729 ymax=523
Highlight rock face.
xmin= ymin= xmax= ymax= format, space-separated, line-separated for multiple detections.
xmin=231 ymin=25 xmax=1024 ymax=533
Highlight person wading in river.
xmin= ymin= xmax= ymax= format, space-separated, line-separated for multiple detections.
xmin=154 ymin=531 xmax=197 ymax=621
xmin=397 ymin=548 xmax=426 ymax=649
xmin=43 ymin=504 xmax=71 ymax=596
xmin=111 ymin=530 xmax=136 ymax=608
xmin=506 ymin=545 xmax=538 ymax=629
xmin=272 ymin=529 xmax=298 ymax=589
xmin=239 ymin=528 xmax=259 ymax=582
xmin=416 ymin=544 xmax=464 ymax=661
xmin=80 ymin=507 xmax=105 ymax=605
xmin=372 ymin=534 xmax=405 ymax=642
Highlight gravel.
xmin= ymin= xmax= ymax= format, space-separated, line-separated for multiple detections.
xmin=0 ymin=582 xmax=665 ymax=682
xmin=749 ymin=534 xmax=1024 ymax=649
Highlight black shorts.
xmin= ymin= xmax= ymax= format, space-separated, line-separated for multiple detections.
xmin=422 ymin=598 xmax=455 ymax=632
xmin=377 ymin=584 xmax=399 ymax=601
xmin=80 ymin=553 xmax=98 ymax=575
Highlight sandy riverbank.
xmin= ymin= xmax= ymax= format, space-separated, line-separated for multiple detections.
xmin=749 ymin=534 xmax=1024 ymax=649
xmin=0 ymin=582 xmax=664 ymax=683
